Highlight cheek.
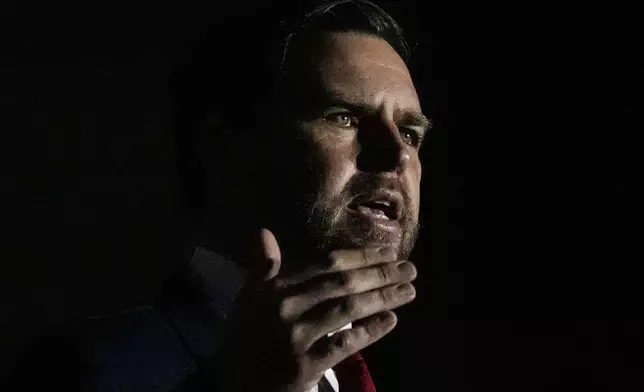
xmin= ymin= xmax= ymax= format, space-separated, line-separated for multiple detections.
xmin=408 ymin=156 xmax=423 ymax=212
xmin=314 ymin=136 xmax=358 ymax=199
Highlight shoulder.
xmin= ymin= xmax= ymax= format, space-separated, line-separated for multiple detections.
xmin=5 ymin=305 xmax=199 ymax=392
xmin=88 ymin=305 xmax=200 ymax=391
xmin=4 ymin=318 xmax=97 ymax=390
xmin=4 ymin=247 xmax=240 ymax=391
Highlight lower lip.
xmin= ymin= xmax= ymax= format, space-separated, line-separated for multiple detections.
xmin=347 ymin=207 xmax=401 ymax=232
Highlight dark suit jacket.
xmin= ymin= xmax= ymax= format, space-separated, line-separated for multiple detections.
xmin=5 ymin=247 xmax=246 ymax=391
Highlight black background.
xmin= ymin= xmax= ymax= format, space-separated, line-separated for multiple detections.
xmin=2 ymin=1 xmax=642 ymax=390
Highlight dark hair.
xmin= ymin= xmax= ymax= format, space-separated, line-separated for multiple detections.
xmin=170 ymin=0 xmax=413 ymax=215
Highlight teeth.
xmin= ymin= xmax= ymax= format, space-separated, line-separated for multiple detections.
xmin=357 ymin=205 xmax=390 ymax=220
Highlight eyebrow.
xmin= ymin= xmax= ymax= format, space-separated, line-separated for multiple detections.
xmin=322 ymin=91 xmax=433 ymax=134
xmin=397 ymin=110 xmax=433 ymax=134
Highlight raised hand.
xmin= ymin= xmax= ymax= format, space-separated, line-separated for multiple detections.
xmin=216 ymin=228 xmax=417 ymax=392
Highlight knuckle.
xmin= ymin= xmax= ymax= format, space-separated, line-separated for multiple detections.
xmin=334 ymin=271 xmax=357 ymax=293
xmin=378 ymin=246 xmax=396 ymax=261
xmin=332 ymin=332 xmax=352 ymax=351
xmin=339 ymin=296 xmax=360 ymax=317
xmin=364 ymin=319 xmax=381 ymax=337
xmin=360 ymin=247 xmax=371 ymax=267
xmin=377 ymin=265 xmax=391 ymax=283
xmin=278 ymin=296 xmax=297 ymax=320
xmin=365 ymin=317 xmax=389 ymax=337
xmin=325 ymin=251 xmax=343 ymax=270
xmin=378 ymin=287 xmax=391 ymax=303
xmin=289 ymin=324 xmax=307 ymax=354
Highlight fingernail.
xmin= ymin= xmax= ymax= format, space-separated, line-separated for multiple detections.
xmin=397 ymin=283 xmax=416 ymax=297
xmin=397 ymin=262 xmax=417 ymax=279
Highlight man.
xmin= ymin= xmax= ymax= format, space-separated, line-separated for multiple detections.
xmin=7 ymin=1 xmax=430 ymax=390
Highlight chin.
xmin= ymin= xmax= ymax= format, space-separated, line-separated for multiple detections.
xmin=303 ymin=205 xmax=418 ymax=260
xmin=333 ymin=220 xmax=416 ymax=260
xmin=351 ymin=228 xmax=402 ymax=248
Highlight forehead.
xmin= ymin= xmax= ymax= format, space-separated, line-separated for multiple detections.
xmin=302 ymin=32 xmax=421 ymax=113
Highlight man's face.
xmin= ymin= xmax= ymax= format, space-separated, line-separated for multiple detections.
xmin=265 ymin=32 xmax=427 ymax=263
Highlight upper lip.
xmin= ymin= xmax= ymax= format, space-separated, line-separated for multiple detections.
xmin=349 ymin=190 xmax=403 ymax=220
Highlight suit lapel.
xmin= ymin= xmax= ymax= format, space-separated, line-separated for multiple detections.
xmin=154 ymin=246 xmax=248 ymax=361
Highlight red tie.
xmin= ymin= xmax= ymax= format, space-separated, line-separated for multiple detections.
xmin=333 ymin=352 xmax=376 ymax=392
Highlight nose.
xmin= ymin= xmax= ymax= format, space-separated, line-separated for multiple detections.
xmin=356 ymin=117 xmax=410 ymax=174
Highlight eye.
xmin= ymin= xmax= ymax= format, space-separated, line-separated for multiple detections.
xmin=400 ymin=128 xmax=421 ymax=147
xmin=325 ymin=113 xmax=359 ymax=128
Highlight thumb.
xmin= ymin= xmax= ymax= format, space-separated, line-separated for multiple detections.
xmin=251 ymin=228 xmax=282 ymax=281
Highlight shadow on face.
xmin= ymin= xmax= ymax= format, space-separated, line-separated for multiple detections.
xmin=258 ymin=32 xmax=428 ymax=264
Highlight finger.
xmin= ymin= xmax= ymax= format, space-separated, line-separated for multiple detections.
xmin=306 ymin=311 xmax=398 ymax=371
xmin=275 ymin=246 xmax=398 ymax=288
xmin=292 ymin=283 xmax=415 ymax=352
xmin=325 ymin=246 xmax=398 ymax=272
xmin=278 ymin=261 xmax=417 ymax=321
xmin=252 ymin=228 xmax=282 ymax=282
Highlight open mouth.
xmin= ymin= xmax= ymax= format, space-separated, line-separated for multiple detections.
xmin=348 ymin=191 xmax=402 ymax=221
xmin=350 ymin=200 xmax=396 ymax=220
